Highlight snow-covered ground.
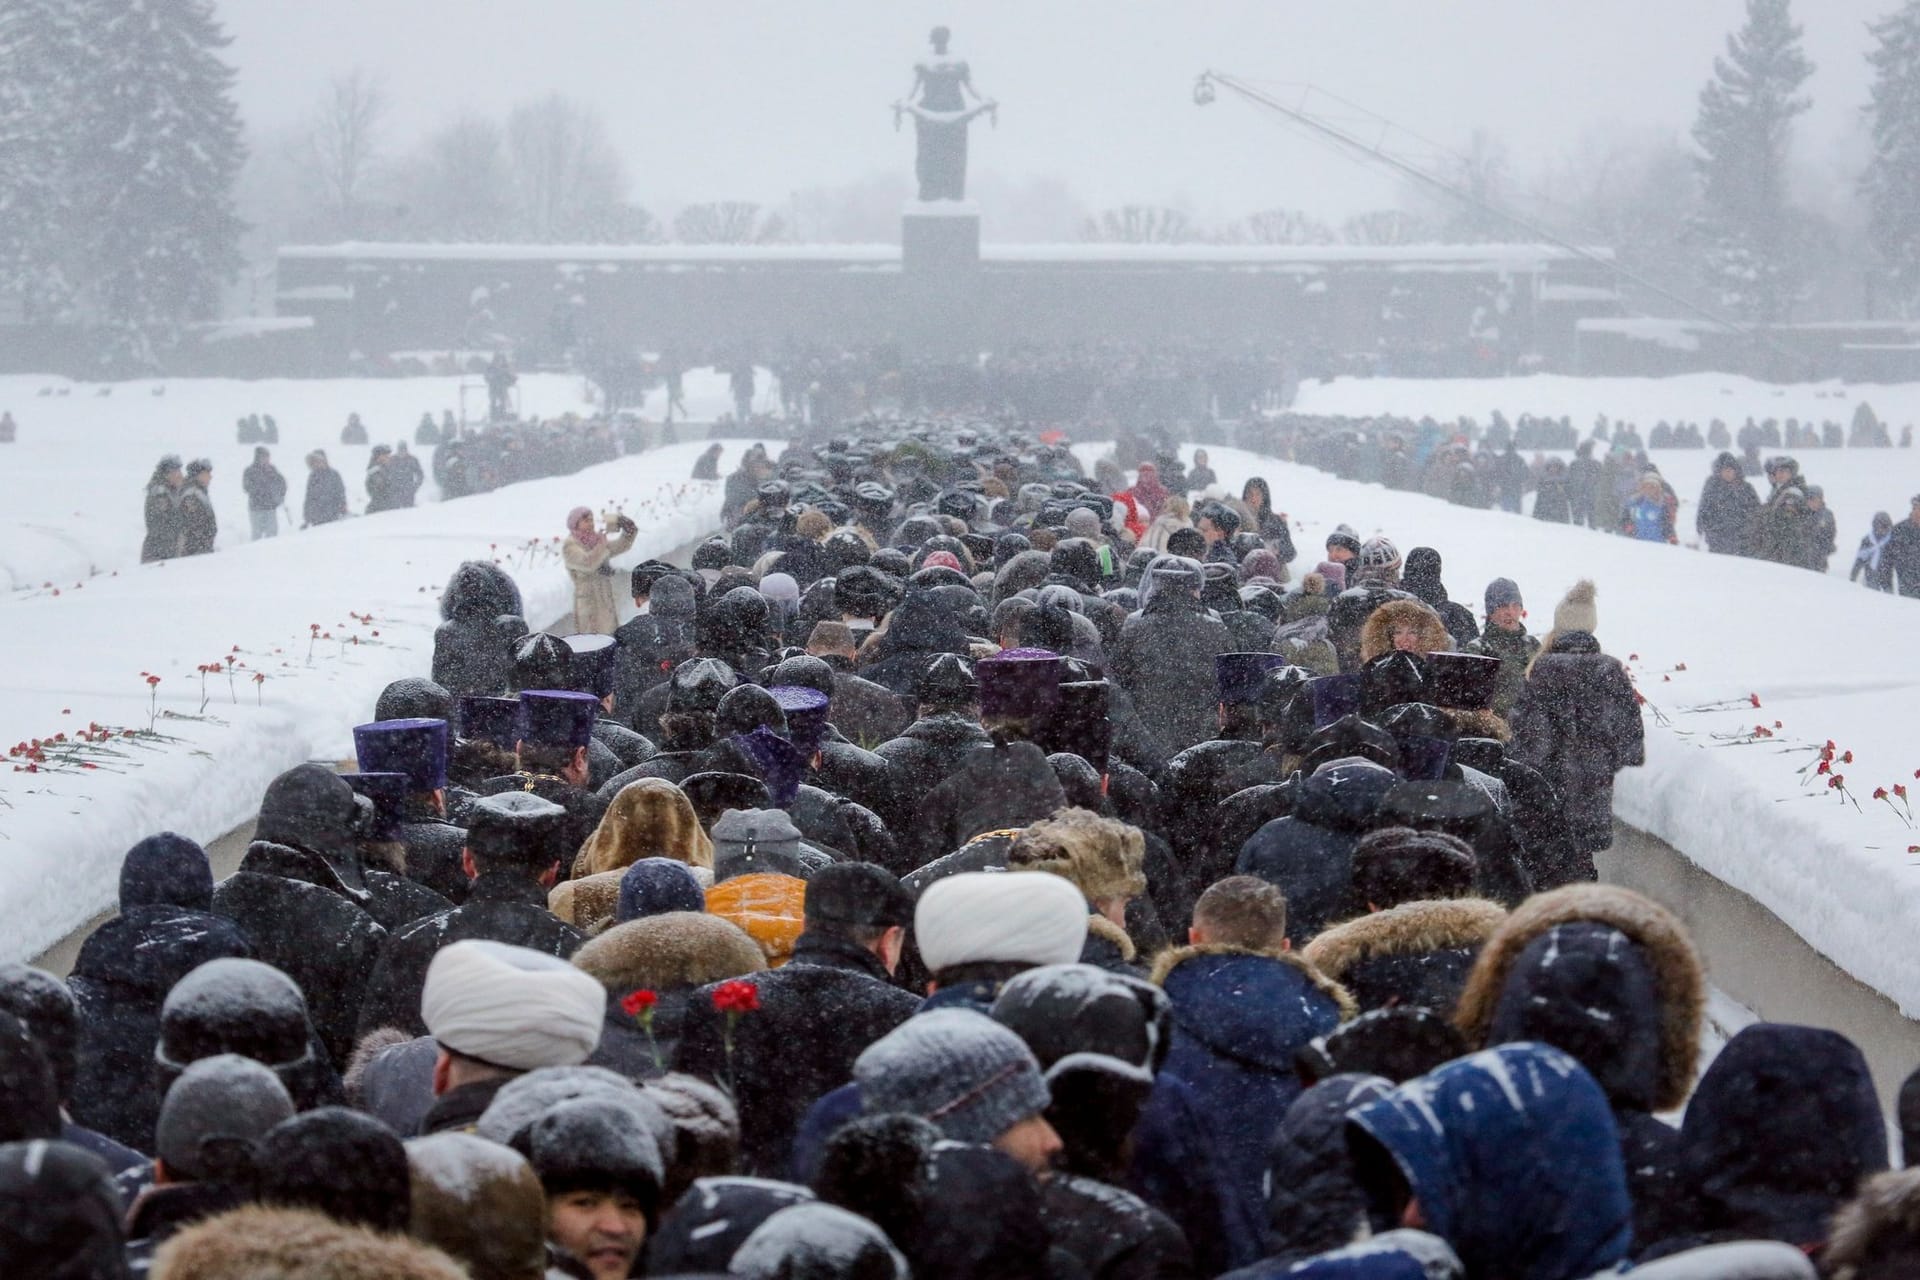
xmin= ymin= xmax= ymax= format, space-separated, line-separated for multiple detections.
xmin=1173 ymin=442 xmax=1920 ymax=1017
xmin=0 ymin=368 xmax=753 ymax=592
xmin=0 ymin=438 xmax=767 ymax=965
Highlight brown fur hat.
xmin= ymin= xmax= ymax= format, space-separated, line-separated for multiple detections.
xmin=152 ymin=1206 xmax=467 ymax=1280
xmin=1359 ymin=599 xmax=1452 ymax=663
xmin=574 ymin=777 xmax=712 ymax=878
xmin=1006 ymin=807 xmax=1147 ymax=903
xmin=571 ymin=911 xmax=766 ymax=993
xmin=406 ymin=1133 xmax=549 ymax=1280
xmin=1452 ymin=883 xmax=1703 ymax=1111
xmin=1303 ymin=899 xmax=1508 ymax=989
xmin=1149 ymin=941 xmax=1358 ymax=1022
xmin=1827 ymin=1168 xmax=1920 ymax=1280
xmin=1442 ymin=707 xmax=1511 ymax=744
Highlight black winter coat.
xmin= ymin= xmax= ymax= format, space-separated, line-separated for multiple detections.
xmin=354 ymin=873 xmax=586 ymax=1039
xmin=1235 ymin=761 xmax=1399 ymax=945
xmin=874 ymin=713 xmax=990 ymax=801
xmin=141 ymin=483 xmax=181 ymax=562
xmin=1508 ymin=634 xmax=1644 ymax=855
xmin=905 ymin=739 xmax=1069 ymax=870
xmin=1040 ymin=1172 xmax=1197 ymax=1280
xmin=432 ymin=616 xmax=519 ymax=698
xmin=177 ymin=485 xmax=216 ymax=555
xmin=243 ymin=461 xmax=287 ymax=512
xmin=1110 ymin=597 xmax=1235 ymax=759
xmin=303 ymin=465 xmax=348 ymax=525
xmin=1260 ymin=1074 xmax=1394 ymax=1266
xmin=828 ymin=671 xmax=914 ymax=748
xmin=1890 ymin=518 xmax=1920 ymax=598
xmin=67 ymin=906 xmax=254 ymax=1151
xmin=1697 ymin=459 xmax=1760 ymax=554
xmin=1157 ymin=738 xmax=1279 ymax=874
xmin=610 ymin=615 xmax=695 ymax=720
xmin=672 ymin=933 xmax=920 ymax=1177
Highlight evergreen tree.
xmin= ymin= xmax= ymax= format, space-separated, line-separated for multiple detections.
xmin=1690 ymin=0 xmax=1814 ymax=324
xmin=76 ymin=0 xmax=246 ymax=366
xmin=0 ymin=0 xmax=90 ymax=319
xmin=1864 ymin=0 xmax=1920 ymax=313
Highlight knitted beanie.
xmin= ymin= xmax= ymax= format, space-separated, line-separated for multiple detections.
xmin=854 ymin=1009 xmax=1050 ymax=1145
xmin=1552 ymin=580 xmax=1598 ymax=636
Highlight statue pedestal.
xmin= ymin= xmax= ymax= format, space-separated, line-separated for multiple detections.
xmin=901 ymin=200 xmax=980 ymax=273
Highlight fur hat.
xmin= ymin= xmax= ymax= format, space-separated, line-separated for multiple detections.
xmin=1551 ymin=579 xmax=1598 ymax=637
xmin=151 ymin=1206 xmax=466 ymax=1280
xmin=1826 ymin=1168 xmax=1920 ymax=1280
xmin=1452 ymin=883 xmax=1702 ymax=1111
xmin=1359 ymin=599 xmax=1451 ymax=664
xmin=571 ymin=912 xmax=766 ymax=993
xmin=575 ymin=777 xmax=713 ymax=879
xmin=1005 ymin=808 xmax=1146 ymax=903
xmin=406 ymin=1133 xmax=549 ymax=1280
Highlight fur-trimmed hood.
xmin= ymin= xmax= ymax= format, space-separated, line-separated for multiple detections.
xmin=574 ymin=776 xmax=712 ymax=878
xmin=152 ymin=1206 xmax=466 ymax=1280
xmin=1453 ymin=882 xmax=1703 ymax=1111
xmin=1359 ymin=598 xmax=1452 ymax=663
xmin=1303 ymin=898 xmax=1507 ymax=984
xmin=571 ymin=910 xmax=767 ymax=992
xmin=1150 ymin=942 xmax=1357 ymax=1021
xmin=1825 ymin=1169 xmax=1920 ymax=1280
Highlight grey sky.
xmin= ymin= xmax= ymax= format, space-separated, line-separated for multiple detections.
xmin=220 ymin=0 xmax=1887 ymax=232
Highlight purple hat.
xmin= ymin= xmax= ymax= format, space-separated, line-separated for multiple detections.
xmin=351 ymin=718 xmax=449 ymax=792
xmin=562 ymin=634 xmax=618 ymax=698
xmin=458 ymin=696 xmax=522 ymax=748
xmin=517 ymin=690 xmax=600 ymax=749
xmin=1215 ymin=653 xmax=1293 ymax=706
xmin=978 ymin=648 xmax=1064 ymax=720
xmin=734 ymin=725 xmax=810 ymax=807
xmin=1314 ymin=561 xmax=1347 ymax=591
xmin=767 ymin=686 xmax=831 ymax=757
xmin=340 ymin=772 xmax=409 ymax=840
xmin=1397 ymin=736 xmax=1453 ymax=782
xmin=1308 ymin=674 xmax=1363 ymax=728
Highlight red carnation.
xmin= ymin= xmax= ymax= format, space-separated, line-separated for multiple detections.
xmin=1749 ymin=693 xmax=1761 ymax=708
xmin=145 ymin=675 xmax=160 ymax=686
xmin=620 ymin=989 xmax=658 ymax=1017
xmin=1817 ymin=760 xmax=1830 ymax=775
xmin=1842 ymin=751 xmax=1854 ymax=764
xmin=711 ymin=980 xmax=761 ymax=1015
xmin=1876 ymin=787 xmax=1890 ymax=801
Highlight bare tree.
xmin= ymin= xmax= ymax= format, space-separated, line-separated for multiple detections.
xmin=504 ymin=94 xmax=627 ymax=240
xmin=1221 ymin=208 xmax=1336 ymax=245
xmin=673 ymin=201 xmax=787 ymax=244
xmin=1340 ymin=209 xmax=1438 ymax=245
xmin=301 ymin=69 xmax=388 ymax=240
xmin=1080 ymin=205 xmax=1195 ymax=244
xmin=407 ymin=112 xmax=511 ymax=240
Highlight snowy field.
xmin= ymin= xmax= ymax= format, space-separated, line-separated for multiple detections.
xmin=0 ymin=368 xmax=751 ymax=592
xmin=0 ymin=437 xmax=768 ymax=965
xmin=1176 ymin=442 xmax=1920 ymax=1017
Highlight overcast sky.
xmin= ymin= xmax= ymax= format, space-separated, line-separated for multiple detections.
xmin=219 ymin=0 xmax=1888 ymax=232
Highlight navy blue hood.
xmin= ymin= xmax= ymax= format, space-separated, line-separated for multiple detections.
xmin=1158 ymin=950 xmax=1347 ymax=1073
xmin=119 ymin=832 xmax=214 ymax=912
xmin=1486 ymin=922 xmax=1664 ymax=1112
xmin=1295 ymin=760 xmax=1400 ymax=834
xmin=1349 ymin=1042 xmax=1630 ymax=1280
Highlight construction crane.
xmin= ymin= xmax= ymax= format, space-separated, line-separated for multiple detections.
xmin=1192 ymin=68 xmax=1809 ymax=370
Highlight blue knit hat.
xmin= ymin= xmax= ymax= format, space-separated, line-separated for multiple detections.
xmin=615 ymin=859 xmax=707 ymax=924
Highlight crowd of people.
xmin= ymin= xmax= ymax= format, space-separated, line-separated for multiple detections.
xmin=31 ymin=416 xmax=1920 ymax=1280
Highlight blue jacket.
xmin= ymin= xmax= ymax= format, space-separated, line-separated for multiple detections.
xmin=1349 ymin=1042 xmax=1631 ymax=1280
xmin=1152 ymin=944 xmax=1351 ymax=1251
xmin=1236 ymin=760 xmax=1399 ymax=944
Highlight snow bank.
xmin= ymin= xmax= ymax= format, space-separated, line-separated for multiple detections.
xmin=1 ymin=439 xmax=766 ymax=965
xmin=1167 ymin=444 xmax=1920 ymax=1016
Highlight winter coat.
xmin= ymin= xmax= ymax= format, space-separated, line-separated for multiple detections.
xmin=856 ymin=593 xmax=974 ymax=699
xmin=66 ymin=906 xmax=255 ymax=1151
xmin=1157 ymin=738 xmax=1282 ymax=880
xmin=857 ymin=713 xmax=976 ymax=804
xmin=610 ymin=614 xmax=696 ymax=719
xmin=1152 ymin=943 xmax=1353 ymax=1250
xmin=303 ymin=465 xmax=348 ymax=526
xmin=825 ymin=671 xmax=913 ymax=748
xmin=177 ymin=484 xmax=216 ymax=556
xmin=904 ymin=739 xmax=1069 ymax=870
xmin=1258 ymin=1074 xmax=1395 ymax=1267
xmin=1039 ymin=1172 xmax=1197 ymax=1280
xmin=1508 ymin=634 xmax=1644 ymax=855
xmin=1302 ymin=899 xmax=1506 ymax=1016
xmin=1750 ymin=491 xmax=1819 ymax=569
xmin=1671 ymin=1023 xmax=1887 ymax=1255
xmin=242 ymin=461 xmax=287 ymax=513
xmin=673 ymin=931 xmax=920 ymax=1177
xmin=1455 ymin=883 xmax=1707 ymax=1252
xmin=1462 ymin=622 xmax=1539 ymax=721
xmin=141 ymin=482 xmax=183 ymax=562
xmin=564 ymin=525 xmax=638 ymax=636
xmin=431 ymin=562 xmax=523 ymax=697
xmin=1110 ymin=596 xmax=1235 ymax=759
xmin=1696 ymin=459 xmax=1759 ymax=554
xmin=1890 ymin=518 xmax=1920 ymax=598
xmin=1532 ymin=473 xmax=1571 ymax=523
xmin=1143 ymin=512 xmax=1194 ymax=555
xmin=1623 ymin=493 xmax=1674 ymax=542
xmin=1236 ymin=761 xmax=1401 ymax=944
xmin=1399 ymin=560 xmax=1478 ymax=649
xmin=1348 ymin=1043 xmax=1632 ymax=1280
xmin=353 ymin=872 xmax=587 ymax=1039
xmin=211 ymin=841 xmax=446 ymax=1067
xmin=1852 ymin=529 xmax=1896 ymax=592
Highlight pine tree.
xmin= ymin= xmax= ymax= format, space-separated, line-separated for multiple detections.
xmin=1864 ymin=0 xmax=1920 ymax=313
xmin=75 ymin=0 xmax=246 ymax=367
xmin=0 ymin=0 xmax=91 ymax=319
xmin=1690 ymin=0 xmax=1814 ymax=324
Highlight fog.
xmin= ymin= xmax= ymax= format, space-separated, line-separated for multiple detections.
xmin=219 ymin=0 xmax=1884 ymax=229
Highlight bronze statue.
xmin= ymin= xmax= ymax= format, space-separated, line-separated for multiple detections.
xmin=895 ymin=26 xmax=996 ymax=202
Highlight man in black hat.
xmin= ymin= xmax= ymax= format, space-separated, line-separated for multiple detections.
xmin=213 ymin=764 xmax=450 ymax=1066
xmin=674 ymin=862 xmax=921 ymax=1178
xmin=562 ymin=633 xmax=658 ymax=772
xmin=479 ymin=690 xmax=606 ymax=858
xmin=355 ymin=792 xmax=586 ymax=1039
xmin=598 ymin=658 xmax=740 ymax=793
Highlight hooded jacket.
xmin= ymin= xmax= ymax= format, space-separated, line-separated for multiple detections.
xmin=1152 ymin=943 xmax=1353 ymax=1250
xmin=1358 ymin=599 xmax=1453 ymax=665
xmin=1260 ymin=1074 xmax=1396 ymax=1267
xmin=430 ymin=562 xmax=523 ymax=697
xmin=1235 ymin=761 xmax=1400 ymax=945
xmin=1349 ymin=1043 xmax=1632 ymax=1280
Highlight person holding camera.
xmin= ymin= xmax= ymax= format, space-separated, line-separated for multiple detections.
xmin=564 ymin=505 xmax=638 ymax=634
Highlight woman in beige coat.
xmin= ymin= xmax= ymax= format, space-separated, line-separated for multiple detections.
xmin=562 ymin=505 xmax=637 ymax=634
